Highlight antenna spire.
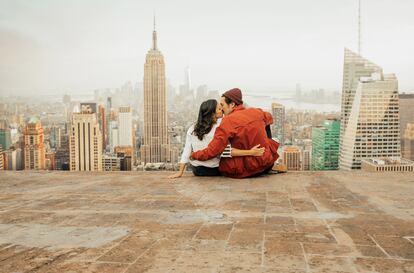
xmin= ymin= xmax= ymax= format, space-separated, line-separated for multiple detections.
xmin=358 ymin=0 xmax=362 ymax=54
xmin=152 ymin=12 xmax=158 ymax=50
xmin=153 ymin=11 xmax=156 ymax=31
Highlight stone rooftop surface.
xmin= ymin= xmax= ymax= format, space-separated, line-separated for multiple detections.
xmin=0 ymin=171 xmax=413 ymax=273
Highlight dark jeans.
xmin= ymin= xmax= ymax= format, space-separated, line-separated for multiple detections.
xmin=191 ymin=165 xmax=221 ymax=176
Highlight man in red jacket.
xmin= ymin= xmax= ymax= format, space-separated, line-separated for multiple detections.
xmin=191 ymin=88 xmax=280 ymax=178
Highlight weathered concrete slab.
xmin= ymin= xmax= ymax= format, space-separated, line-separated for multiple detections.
xmin=0 ymin=171 xmax=413 ymax=272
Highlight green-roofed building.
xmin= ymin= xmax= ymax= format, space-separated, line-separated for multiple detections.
xmin=0 ymin=119 xmax=11 ymax=150
xmin=312 ymin=119 xmax=340 ymax=170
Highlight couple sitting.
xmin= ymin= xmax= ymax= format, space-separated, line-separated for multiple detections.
xmin=169 ymin=88 xmax=280 ymax=179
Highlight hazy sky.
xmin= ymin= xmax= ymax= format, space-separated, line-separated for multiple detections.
xmin=1 ymin=0 xmax=413 ymax=96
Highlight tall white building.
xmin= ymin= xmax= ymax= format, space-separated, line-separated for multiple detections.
xmin=339 ymin=50 xmax=401 ymax=169
xmin=111 ymin=127 xmax=119 ymax=149
xmin=185 ymin=66 xmax=191 ymax=92
xmin=340 ymin=49 xmax=382 ymax=137
xmin=302 ymin=149 xmax=311 ymax=171
xmin=69 ymin=105 xmax=102 ymax=171
xmin=271 ymin=103 xmax=285 ymax=145
xmin=24 ymin=117 xmax=45 ymax=170
xmin=141 ymin=18 xmax=171 ymax=163
xmin=108 ymin=120 xmax=118 ymax=151
xmin=118 ymin=106 xmax=133 ymax=147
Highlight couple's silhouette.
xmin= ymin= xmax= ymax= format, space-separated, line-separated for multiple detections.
xmin=169 ymin=88 xmax=281 ymax=179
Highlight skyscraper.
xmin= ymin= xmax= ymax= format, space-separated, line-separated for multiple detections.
xmin=45 ymin=152 xmax=56 ymax=170
xmin=402 ymin=123 xmax=414 ymax=160
xmin=339 ymin=53 xmax=401 ymax=170
xmin=185 ymin=66 xmax=191 ymax=93
xmin=24 ymin=117 xmax=45 ymax=170
xmin=398 ymin=94 xmax=414 ymax=135
xmin=120 ymin=81 xmax=135 ymax=107
xmin=80 ymin=102 xmax=97 ymax=114
xmin=114 ymin=146 xmax=134 ymax=171
xmin=399 ymin=93 xmax=414 ymax=160
xmin=3 ymin=148 xmax=24 ymax=170
xmin=55 ymin=133 xmax=70 ymax=170
xmin=49 ymin=125 xmax=62 ymax=149
xmin=118 ymin=106 xmax=133 ymax=147
xmin=302 ymin=149 xmax=311 ymax=171
xmin=312 ymin=119 xmax=340 ymax=170
xmin=179 ymin=66 xmax=193 ymax=99
xmin=0 ymin=145 xmax=3 ymax=171
xmin=141 ymin=19 xmax=171 ymax=164
xmin=196 ymin=85 xmax=208 ymax=102
xmin=340 ymin=49 xmax=382 ymax=140
xmin=106 ymin=97 xmax=113 ymax=151
xmin=98 ymin=105 xmax=107 ymax=151
xmin=69 ymin=105 xmax=102 ymax=171
xmin=0 ymin=119 xmax=11 ymax=150
xmin=109 ymin=120 xmax=119 ymax=151
xmin=283 ymin=146 xmax=301 ymax=171
xmin=271 ymin=103 xmax=285 ymax=145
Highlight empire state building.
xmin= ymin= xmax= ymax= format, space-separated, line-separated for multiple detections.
xmin=141 ymin=19 xmax=171 ymax=163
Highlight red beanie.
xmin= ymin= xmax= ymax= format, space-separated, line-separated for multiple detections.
xmin=222 ymin=88 xmax=243 ymax=105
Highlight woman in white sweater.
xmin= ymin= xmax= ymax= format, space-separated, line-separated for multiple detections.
xmin=168 ymin=99 xmax=264 ymax=178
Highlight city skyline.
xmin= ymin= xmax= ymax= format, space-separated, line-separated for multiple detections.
xmin=1 ymin=0 xmax=414 ymax=96
xmin=2 ymin=2 xmax=414 ymax=270
xmin=1 ymin=1 xmax=414 ymax=172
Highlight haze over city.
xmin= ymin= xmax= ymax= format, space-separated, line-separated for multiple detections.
xmin=1 ymin=0 xmax=414 ymax=96
xmin=1 ymin=2 xmax=414 ymax=272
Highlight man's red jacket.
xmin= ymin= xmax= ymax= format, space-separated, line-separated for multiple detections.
xmin=191 ymin=105 xmax=280 ymax=178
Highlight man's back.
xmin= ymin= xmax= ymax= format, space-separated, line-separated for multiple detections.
xmin=219 ymin=106 xmax=279 ymax=177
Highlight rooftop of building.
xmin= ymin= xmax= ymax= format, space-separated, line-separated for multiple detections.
xmin=0 ymin=171 xmax=413 ymax=272
xmin=363 ymin=157 xmax=414 ymax=166
xmin=399 ymin=93 xmax=414 ymax=98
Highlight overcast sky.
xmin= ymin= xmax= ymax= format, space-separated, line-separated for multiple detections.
xmin=0 ymin=0 xmax=413 ymax=96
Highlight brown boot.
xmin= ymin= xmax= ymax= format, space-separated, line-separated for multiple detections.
xmin=272 ymin=164 xmax=287 ymax=173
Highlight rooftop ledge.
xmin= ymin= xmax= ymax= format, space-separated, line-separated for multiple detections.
xmin=0 ymin=171 xmax=413 ymax=272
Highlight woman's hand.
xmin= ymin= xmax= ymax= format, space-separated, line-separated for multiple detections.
xmin=250 ymin=144 xmax=265 ymax=156
xmin=168 ymin=163 xmax=186 ymax=179
xmin=168 ymin=172 xmax=183 ymax=179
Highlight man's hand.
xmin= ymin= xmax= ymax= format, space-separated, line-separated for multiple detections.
xmin=250 ymin=144 xmax=265 ymax=156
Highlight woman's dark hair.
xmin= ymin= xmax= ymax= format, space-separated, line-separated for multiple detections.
xmin=193 ymin=99 xmax=217 ymax=141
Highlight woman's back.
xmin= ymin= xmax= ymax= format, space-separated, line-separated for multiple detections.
xmin=180 ymin=119 xmax=221 ymax=167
